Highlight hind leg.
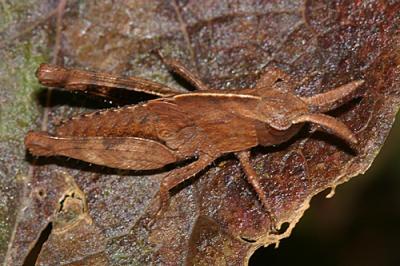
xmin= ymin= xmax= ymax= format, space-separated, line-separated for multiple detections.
xmin=157 ymin=52 xmax=210 ymax=91
xmin=36 ymin=63 xmax=183 ymax=100
xmin=25 ymin=131 xmax=178 ymax=170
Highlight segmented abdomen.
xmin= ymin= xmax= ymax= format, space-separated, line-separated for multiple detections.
xmin=56 ymin=104 xmax=160 ymax=141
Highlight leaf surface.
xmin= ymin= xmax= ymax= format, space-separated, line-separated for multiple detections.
xmin=1 ymin=0 xmax=400 ymax=265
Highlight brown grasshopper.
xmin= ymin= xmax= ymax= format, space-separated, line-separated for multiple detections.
xmin=25 ymin=57 xmax=363 ymax=228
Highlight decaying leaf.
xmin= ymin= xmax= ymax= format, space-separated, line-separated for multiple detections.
xmin=1 ymin=0 xmax=399 ymax=265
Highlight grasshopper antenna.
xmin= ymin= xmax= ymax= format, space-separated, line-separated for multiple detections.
xmin=301 ymin=80 xmax=364 ymax=113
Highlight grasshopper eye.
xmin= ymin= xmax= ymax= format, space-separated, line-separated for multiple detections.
xmin=269 ymin=127 xmax=288 ymax=136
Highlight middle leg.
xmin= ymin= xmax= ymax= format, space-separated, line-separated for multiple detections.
xmin=156 ymin=153 xmax=217 ymax=214
xmin=236 ymin=151 xmax=277 ymax=230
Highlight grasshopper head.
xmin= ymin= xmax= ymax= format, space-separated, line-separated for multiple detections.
xmin=257 ymin=79 xmax=364 ymax=147
xmin=257 ymin=89 xmax=308 ymax=130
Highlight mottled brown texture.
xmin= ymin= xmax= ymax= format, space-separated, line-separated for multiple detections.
xmin=3 ymin=1 xmax=400 ymax=265
xmin=26 ymin=61 xmax=361 ymax=231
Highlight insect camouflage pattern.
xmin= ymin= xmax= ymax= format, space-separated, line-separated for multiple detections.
xmin=25 ymin=56 xmax=364 ymax=229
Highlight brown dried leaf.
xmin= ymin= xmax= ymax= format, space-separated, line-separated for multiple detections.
xmin=2 ymin=0 xmax=400 ymax=265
